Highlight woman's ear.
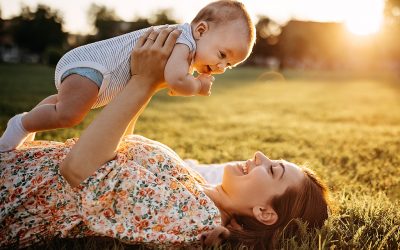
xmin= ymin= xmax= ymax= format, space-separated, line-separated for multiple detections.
xmin=252 ymin=205 xmax=278 ymax=226
xmin=193 ymin=21 xmax=209 ymax=39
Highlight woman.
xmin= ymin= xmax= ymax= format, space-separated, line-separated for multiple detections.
xmin=0 ymin=28 xmax=329 ymax=249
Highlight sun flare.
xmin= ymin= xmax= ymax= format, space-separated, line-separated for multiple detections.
xmin=344 ymin=0 xmax=384 ymax=36
xmin=345 ymin=18 xmax=382 ymax=36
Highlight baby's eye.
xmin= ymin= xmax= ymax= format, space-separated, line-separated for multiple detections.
xmin=219 ymin=51 xmax=226 ymax=59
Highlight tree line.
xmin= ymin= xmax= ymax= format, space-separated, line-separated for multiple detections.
xmin=0 ymin=1 xmax=399 ymax=70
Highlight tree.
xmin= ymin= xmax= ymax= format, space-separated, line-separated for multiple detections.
xmin=87 ymin=5 xmax=177 ymax=42
xmin=150 ymin=9 xmax=177 ymax=26
xmin=12 ymin=5 xmax=66 ymax=57
xmin=252 ymin=17 xmax=281 ymax=58
xmin=0 ymin=8 xmax=4 ymax=38
xmin=385 ymin=0 xmax=400 ymax=24
xmin=88 ymin=4 xmax=121 ymax=40
xmin=130 ymin=18 xmax=151 ymax=32
xmin=383 ymin=0 xmax=400 ymax=61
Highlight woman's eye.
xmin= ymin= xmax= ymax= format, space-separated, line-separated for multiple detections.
xmin=270 ymin=165 xmax=274 ymax=175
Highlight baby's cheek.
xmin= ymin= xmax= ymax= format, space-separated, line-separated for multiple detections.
xmin=192 ymin=54 xmax=201 ymax=65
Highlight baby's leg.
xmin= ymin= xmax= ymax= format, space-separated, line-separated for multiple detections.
xmin=25 ymin=94 xmax=58 ymax=142
xmin=0 ymin=75 xmax=98 ymax=152
xmin=23 ymin=74 xmax=98 ymax=131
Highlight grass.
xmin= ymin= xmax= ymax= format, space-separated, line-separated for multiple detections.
xmin=1 ymin=64 xmax=399 ymax=249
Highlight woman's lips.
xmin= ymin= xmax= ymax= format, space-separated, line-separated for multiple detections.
xmin=245 ymin=160 xmax=253 ymax=173
xmin=234 ymin=162 xmax=247 ymax=175
xmin=236 ymin=164 xmax=243 ymax=174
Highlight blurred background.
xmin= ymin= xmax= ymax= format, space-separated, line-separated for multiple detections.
xmin=0 ymin=0 xmax=399 ymax=71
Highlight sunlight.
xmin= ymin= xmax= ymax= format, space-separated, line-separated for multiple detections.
xmin=344 ymin=0 xmax=384 ymax=36
xmin=345 ymin=14 xmax=383 ymax=36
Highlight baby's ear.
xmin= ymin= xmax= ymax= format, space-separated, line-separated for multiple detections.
xmin=193 ymin=21 xmax=209 ymax=39
xmin=200 ymin=226 xmax=230 ymax=247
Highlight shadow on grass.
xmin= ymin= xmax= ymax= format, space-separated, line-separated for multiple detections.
xmin=18 ymin=237 xmax=144 ymax=250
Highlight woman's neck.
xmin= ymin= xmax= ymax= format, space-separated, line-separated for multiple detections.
xmin=201 ymin=184 xmax=233 ymax=226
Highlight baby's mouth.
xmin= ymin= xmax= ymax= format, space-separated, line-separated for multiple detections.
xmin=196 ymin=65 xmax=212 ymax=74
xmin=203 ymin=65 xmax=212 ymax=74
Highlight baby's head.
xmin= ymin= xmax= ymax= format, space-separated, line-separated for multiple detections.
xmin=190 ymin=0 xmax=255 ymax=75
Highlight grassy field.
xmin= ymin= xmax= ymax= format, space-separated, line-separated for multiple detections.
xmin=1 ymin=64 xmax=399 ymax=249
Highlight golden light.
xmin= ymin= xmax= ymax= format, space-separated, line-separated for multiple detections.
xmin=344 ymin=0 xmax=384 ymax=36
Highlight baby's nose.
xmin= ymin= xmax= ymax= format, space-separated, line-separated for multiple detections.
xmin=216 ymin=63 xmax=226 ymax=74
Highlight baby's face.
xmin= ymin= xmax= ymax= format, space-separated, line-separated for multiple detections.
xmin=192 ymin=21 xmax=251 ymax=75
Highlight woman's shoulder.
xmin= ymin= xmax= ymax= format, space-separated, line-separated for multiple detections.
xmin=120 ymin=135 xmax=181 ymax=159
xmin=122 ymin=134 xmax=154 ymax=143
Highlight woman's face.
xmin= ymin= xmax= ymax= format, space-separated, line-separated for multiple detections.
xmin=221 ymin=151 xmax=305 ymax=216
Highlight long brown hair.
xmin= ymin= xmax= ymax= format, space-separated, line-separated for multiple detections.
xmin=203 ymin=166 xmax=329 ymax=249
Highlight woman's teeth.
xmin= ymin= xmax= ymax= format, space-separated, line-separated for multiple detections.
xmin=242 ymin=165 xmax=248 ymax=174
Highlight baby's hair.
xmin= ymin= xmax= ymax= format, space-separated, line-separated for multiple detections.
xmin=191 ymin=0 xmax=255 ymax=46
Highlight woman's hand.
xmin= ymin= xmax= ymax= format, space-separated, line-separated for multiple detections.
xmin=130 ymin=27 xmax=182 ymax=92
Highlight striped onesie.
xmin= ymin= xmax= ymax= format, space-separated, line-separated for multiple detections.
xmin=55 ymin=23 xmax=196 ymax=108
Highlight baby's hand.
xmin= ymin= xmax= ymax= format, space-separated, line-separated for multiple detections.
xmin=197 ymin=74 xmax=215 ymax=96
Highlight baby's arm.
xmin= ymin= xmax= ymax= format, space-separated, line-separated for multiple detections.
xmin=164 ymin=44 xmax=211 ymax=96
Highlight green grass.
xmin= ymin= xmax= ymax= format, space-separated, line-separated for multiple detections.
xmin=1 ymin=64 xmax=399 ymax=249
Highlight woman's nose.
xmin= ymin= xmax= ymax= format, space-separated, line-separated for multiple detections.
xmin=255 ymin=151 xmax=272 ymax=165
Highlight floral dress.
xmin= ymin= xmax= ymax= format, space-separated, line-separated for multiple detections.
xmin=0 ymin=135 xmax=221 ymax=248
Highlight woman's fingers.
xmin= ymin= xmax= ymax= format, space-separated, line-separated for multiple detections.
xmin=134 ymin=28 xmax=153 ymax=49
xmin=135 ymin=26 xmax=180 ymax=51
xmin=143 ymin=29 xmax=161 ymax=47
xmin=162 ymin=29 xmax=181 ymax=54
xmin=153 ymin=27 xmax=174 ymax=47
xmin=129 ymin=26 xmax=181 ymax=86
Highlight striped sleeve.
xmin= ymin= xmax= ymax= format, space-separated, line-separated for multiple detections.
xmin=175 ymin=23 xmax=197 ymax=52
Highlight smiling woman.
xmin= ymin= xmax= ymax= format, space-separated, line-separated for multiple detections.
xmin=202 ymin=152 xmax=330 ymax=248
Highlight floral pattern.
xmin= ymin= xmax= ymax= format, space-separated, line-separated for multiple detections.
xmin=0 ymin=135 xmax=221 ymax=248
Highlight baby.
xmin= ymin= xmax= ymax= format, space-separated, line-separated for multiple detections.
xmin=0 ymin=0 xmax=255 ymax=152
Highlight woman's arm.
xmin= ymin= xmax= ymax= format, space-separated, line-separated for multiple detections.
xmin=122 ymin=103 xmax=147 ymax=136
xmin=60 ymin=28 xmax=181 ymax=187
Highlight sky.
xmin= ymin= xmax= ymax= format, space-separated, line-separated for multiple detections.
xmin=0 ymin=0 xmax=385 ymax=35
